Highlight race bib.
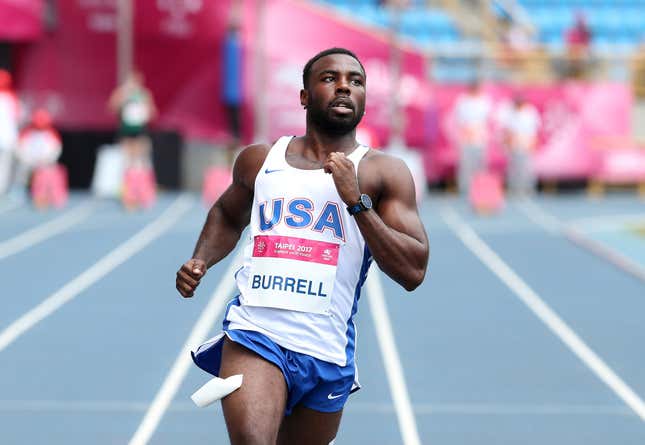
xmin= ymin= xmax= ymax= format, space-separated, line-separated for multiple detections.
xmin=244 ymin=235 xmax=339 ymax=314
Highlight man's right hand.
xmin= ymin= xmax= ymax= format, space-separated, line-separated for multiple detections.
xmin=176 ymin=259 xmax=207 ymax=298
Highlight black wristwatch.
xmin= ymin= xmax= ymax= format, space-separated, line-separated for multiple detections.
xmin=347 ymin=193 xmax=373 ymax=215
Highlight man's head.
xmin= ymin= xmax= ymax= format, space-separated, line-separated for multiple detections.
xmin=300 ymin=48 xmax=366 ymax=136
xmin=467 ymin=79 xmax=482 ymax=94
xmin=32 ymin=109 xmax=52 ymax=129
xmin=512 ymin=93 xmax=526 ymax=108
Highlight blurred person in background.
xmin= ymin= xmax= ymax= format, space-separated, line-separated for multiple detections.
xmin=384 ymin=114 xmax=427 ymax=203
xmin=452 ymin=80 xmax=492 ymax=195
xmin=0 ymin=69 xmax=19 ymax=197
xmin=15 ymin=109 xmax=67 ymax=208
xmin=222 ymin=9 xmax=243 ymax=166
xmin=108 ymin=70 xmax=157 ymax=210
xmin=177 ymin=47 xmax=428 ymax=445
xmin=499 ymin=94 xmax=541 ymax=196
xmin=200 ymin=5 xmax=243 ymax=209
xmin=565 ymin=12 xmax=592 ymax=79
xmin=108 ymin=69 xmax=157 ymax=169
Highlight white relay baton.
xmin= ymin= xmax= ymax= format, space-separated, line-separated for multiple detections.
xmin=191 ymin=374 xmax=243 ymax=408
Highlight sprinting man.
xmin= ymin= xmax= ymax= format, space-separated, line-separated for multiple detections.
xmin=176 ymin=47 xmax=429 ymax=445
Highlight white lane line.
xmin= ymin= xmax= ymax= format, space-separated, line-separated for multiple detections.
xmin=347 ymin=402 xmax=634 ymax=416
xmin=563 ymin=229 xmax=645 ymax=283
xmin=0 ymin=400 xmax=633 ymax=416
xmin=366 ymin=270 xmax=422 ymax=445
xmin=0 ymin=201 xmax=95 ymax=261
xmin=128 ymin=249 xmax=243 ymax=445
xmin=440 ymin=207 xmax=645 ymax=422
xmin=516 ymin=199 xmax=645 ymax=283
xmin=0 ymin=200 xmax=22 ymax=216
xmin=569 ymin=213 xmax=645 ymax=233
xmin=515 ymin=198 xmax=562 ymax=234
xmin=0 ymin=195 xmax=194 ymax=352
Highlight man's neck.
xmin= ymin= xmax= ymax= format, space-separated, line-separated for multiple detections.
xmin=302 ymin=129 xmax=358 ymax=158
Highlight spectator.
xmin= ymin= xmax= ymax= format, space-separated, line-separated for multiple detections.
xmin=222 ymin=16 xmax=243 ymax=164
xmin=452 ymin=80 xmax=492 ymax=194
xmin=565 ymin=12 xmax=592 ymax=78
xmin=15 ymin=109 xmax=66 ymax=207
xmin=108 ymin=69 xmax=157 ymax=170
xmin=108 ymin=70 xmax=158 ymax=210
xmin=0 ymin=69 xmax=19 ymax=196
xmin=499 ymin=95 xmax=541 ymax=195
xmin=505 ymin=21 xmax=536 ymax=53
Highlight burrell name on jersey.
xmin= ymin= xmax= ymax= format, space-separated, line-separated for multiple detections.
xmin=225 ymin=136 xmax=373 ymax=367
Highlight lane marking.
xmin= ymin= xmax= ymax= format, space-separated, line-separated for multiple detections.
xmin=0 ymin=400 xmax=634 ymax=416
xmin=440 ymin=207 xmax=645 ymax=422
xmin=516 ymin=199 xmax=645 ymax=283
xmin=347 ymin=402 xmax=635 ymax=416
xmin=128 ymin=249 xmax=243 ymax=445
xmin=0 ymin=195 xmax=194 ymax=352
xmin=0 ymin=200 xmax=22 ymax=216
xmin=515 ymin=198 xmax=561 ymax=234
xmin=0 ymin=201 xmax=95 ymax=261
xmin=366 ymin=270 xmax=422 ymax=445
xmin=569 ymin=212 xmax=645 ymax=233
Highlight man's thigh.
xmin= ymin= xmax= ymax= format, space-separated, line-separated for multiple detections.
xmin=277 ymin=405 xmax=343 ymax=445
xmin=219 ymin=337 xmax=288 ymax=445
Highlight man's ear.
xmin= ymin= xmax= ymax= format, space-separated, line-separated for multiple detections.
xmin=300 ymin=89 xmax=308 ymax=109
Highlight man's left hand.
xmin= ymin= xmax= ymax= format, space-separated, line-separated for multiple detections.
xmin=324 ymin=152 xmax=361 ymax=205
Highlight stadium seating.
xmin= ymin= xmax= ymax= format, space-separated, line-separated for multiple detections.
xmin=318 ymin=0 xmax=645 ymax=50
xmin=315 ymin=0 xmax=467 ymax=80
xmin=316 ymin=0 xmax=461 ymax=48
xmin=518 ymin=0 xmax=645 ymax=50
xmin=315 ymin=0 xmax=645 ymax=82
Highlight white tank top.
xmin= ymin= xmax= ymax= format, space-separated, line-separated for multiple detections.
xmin=226 ymin=136 xmax=373 ymax=367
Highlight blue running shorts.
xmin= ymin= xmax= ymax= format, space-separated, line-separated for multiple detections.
xmin=192 ymin=327 xmax=360 ymax=415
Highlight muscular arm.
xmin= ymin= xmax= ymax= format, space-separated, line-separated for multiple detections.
xmin=358 ymin=157 xmax=428 ymax=290
xmin=192 ymin=177 xmax=251 ymax=268
xmin=326 ymin=152 xmax=429 ymax=291
xmin=176 ymin=144 xmax=268 ymax=297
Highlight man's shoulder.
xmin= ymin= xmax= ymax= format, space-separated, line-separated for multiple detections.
xmin=235 ymin=143 xmax=271 ymax=170
xmin=361 ymin=148 xmax=408 ymax=171
xmin=240 ymin=142 xmax=272 ymax=155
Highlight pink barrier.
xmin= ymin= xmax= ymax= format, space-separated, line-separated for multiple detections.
xmin=31 ymin=164 xmax=68 ymax=209
xmin=123 ymin=167 xmax=156 ymax=209
xmin=594 ymin=148 xmax=645 ymax=183
xmin=202 ymin=167 xmax=232 ymax=207
xmin=469 ymin=172 xmax=504 ymax=214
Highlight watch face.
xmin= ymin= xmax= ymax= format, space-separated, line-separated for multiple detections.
xmin=360 ymin=194 xmax=372 ymax=209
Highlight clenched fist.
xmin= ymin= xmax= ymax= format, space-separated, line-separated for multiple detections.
xmin=176 ymin=258 xmax=207 ymax=298
xmin=323 ymin=152 xmax=361 ymax=205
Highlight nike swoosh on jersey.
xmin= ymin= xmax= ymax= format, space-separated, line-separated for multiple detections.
xmin=265 ymin=168 xmax=284 ymax=174
xmin=327 ymin=393 xmax=344 ymax=400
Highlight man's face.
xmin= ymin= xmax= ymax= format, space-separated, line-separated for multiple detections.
xmin=302 ymin=54 xmax=366 ymax=135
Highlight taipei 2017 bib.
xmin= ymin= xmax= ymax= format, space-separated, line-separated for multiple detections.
xmin=245 ymin=235 xmax=339 ymax=314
